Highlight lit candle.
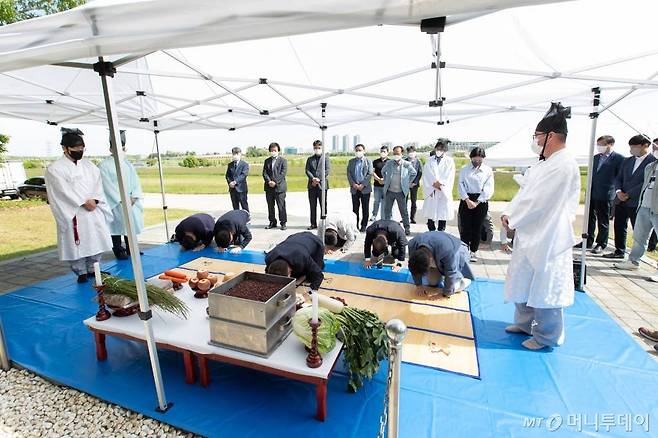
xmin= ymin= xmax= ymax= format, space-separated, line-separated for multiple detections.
xmin=93 ymin=262 xmax=102 ymax=286
xmin=311 ymin=292 xmax=319 ymax=324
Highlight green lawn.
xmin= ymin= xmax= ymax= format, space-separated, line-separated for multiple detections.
xmin=0 ymin=199 xmax=194 ymax=261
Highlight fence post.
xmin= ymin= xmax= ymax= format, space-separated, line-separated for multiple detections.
xmin=385 ymin=319 xmax=407 ymax=438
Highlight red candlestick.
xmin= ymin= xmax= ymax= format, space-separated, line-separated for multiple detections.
xmin=306 ymin=318 xmax=323 ymax=368
xmin=93 ymin=284 xmax=112 ymax=321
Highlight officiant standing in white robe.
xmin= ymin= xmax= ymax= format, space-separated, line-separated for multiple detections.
xmin=98 ymin=130 xmax=144 ymax=260
xmin=45 ymin=128 xmax=112 ymax=283
xmin=422 ymin=139 xmax=455 ymax=232
xmin=501 ymin=103 xmax=580 ymax=350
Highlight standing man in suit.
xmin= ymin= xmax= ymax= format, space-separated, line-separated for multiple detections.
xmin=603 ymin=135 xmax=656 ymax=259
xmin=347 ymin=144 xmax=373 ymax=232
xmin=382 ymin=146 xmax=417 ymax=236
xmin=226 ymin=147 xmax=250 ymax=212
xmin=305 ymin=140 xmax=331 ymax=230
xmin=371 ymin=145 xmax=389 ymax=221
xmin=263 ymin=142 xmax=288 ymax=230
xmin=583 ymin=136 xmax=623 ymax=254
xmin=405 ymin=145 xmax=423 ymax=224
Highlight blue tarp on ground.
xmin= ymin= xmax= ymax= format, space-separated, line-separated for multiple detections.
xmin=1 ymin=243 xmax=657 ymax=437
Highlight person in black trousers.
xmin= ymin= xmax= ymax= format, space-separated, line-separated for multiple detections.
xmin=226 ymin=146 xmax=250 ymax=211
xmin=405 ymin=145 xmax=422 ymax=224
xmin=603 ymin=135 xmax=656 ymax=259
xmin=305 ymin=140 xmax=331 ymax=230
xmin=347 ymin=144 xmax=373 ymax=232
xmin=263 ymin=142 xmax=288 ymax=230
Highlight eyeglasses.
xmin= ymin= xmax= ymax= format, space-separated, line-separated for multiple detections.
xmin=532 ymin=133 xmax=547 ymax=140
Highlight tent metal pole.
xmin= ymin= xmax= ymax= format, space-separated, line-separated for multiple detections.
xmin=153 ymin=121 xmax=170 ymax=242
xmin=579 ymin=87 xmax=601 ymax=292
xmin=320 ymin=103 xmax=327 ymax=245
xmin=96 ymin=57 xmax=170 ymax=412
xmin=599 ymin=69 xmax=658 ymax=116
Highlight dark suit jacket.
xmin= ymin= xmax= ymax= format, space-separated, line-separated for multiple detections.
xmin=591 ymin=151 xmax=623 ymax=201
xmin=263 ymin=156 xmax=288 ymax=193
xmin=265 ymin=232 xmax=325 ymax=290
xmin=305 ymin=154 xmax=331 ymax=189
xmin=405 ymin=157 xmax=423 ymax=186
xmin=347 ymin=157 xmax=373 ymax=195
xmin=364 ymin=220 xmax=407 ymax=261
xmin=615 ymin=154 xmax=656 ymax=208
xmin=213 ymin=210 xmax=252 ymax=248
xmin=174 ymin=213 xmax=215 ymax=247
xmin=226 ymin=160 xmax=249 ymax=193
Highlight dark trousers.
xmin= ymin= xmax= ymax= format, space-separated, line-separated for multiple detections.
xmin=458 ymin=200 xmax=489 ymax=252
xmin=613 ymin=204 xmax=636 ymax=252
xmin=427 ymin=220 xmax=446 ymax=231
xmin=351 ymin=192 xmax=370 ymax=230
xmin=407 ymin=186 xmax=419 ymax=222
xmin=229 ymin=189 xmax=249 ymax=212
xmin=587 ymin=199 xmax=611 ymax=248
xmin=111 ymin=235 xmax=128 ymax=251
xmin=308 ymin=186 xmax=327 ymax=228
xmin=266 ymin=189 xmax=287 ymax=226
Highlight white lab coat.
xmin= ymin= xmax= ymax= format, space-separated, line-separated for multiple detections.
xmin=422 ymin=155 xmax=455 ymax=222
xmin=45 ymin=156 xmax=112 ymax=261
xmin=503 ymin=149 xmax=580 ymax=308
xmin=98 ymin=156 xmax=144 ymax=235
xmin=320 ymin=212 xmax=359 ymax=250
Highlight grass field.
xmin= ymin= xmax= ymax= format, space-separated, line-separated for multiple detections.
xmin=0 ymin=199 xmax=193 ymax=261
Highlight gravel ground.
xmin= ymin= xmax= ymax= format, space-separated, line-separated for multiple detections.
xmin=0 ymin=368 xmax=198 ymax=438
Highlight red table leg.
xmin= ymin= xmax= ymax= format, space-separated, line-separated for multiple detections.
xmin=94 ymin=332 xmax=107 ymax=361
xmin=315 ymin=381 xmax=327 ymax=421
xmin=183 ymin=351 xmax=196 ymax=384
xmin=198 ymin=356 xmax=210 ymax=387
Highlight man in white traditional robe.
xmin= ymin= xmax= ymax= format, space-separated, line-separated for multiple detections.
xmin=501 ymin=103 xmax=580 ymax=350
xmin=45 ymin=128 xmax=112 ymax=283
xmin=98 ymin=130 xmax=144 ymax=260
xmin=422 ymin=139 xmax=455 ymax=232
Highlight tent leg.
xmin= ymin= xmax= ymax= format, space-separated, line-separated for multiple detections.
xmin=153 ymin=121 xmax=170 ymax=242
xmin=319 ymin=103 xmax=327 ymax=244
xmin=579 ymin=87 xmax=601 ymax=292
xmin=96 ymin=57 xmax=170 ymax=412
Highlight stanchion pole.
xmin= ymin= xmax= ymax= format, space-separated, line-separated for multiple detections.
xmin=383 ymin=319 xmax=407 ymax=438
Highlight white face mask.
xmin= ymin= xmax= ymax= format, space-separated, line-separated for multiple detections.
xmin=314 ymin=149 xmax=322 ymax=156
xmin=408 ymin=152 xmax=417 ymax=159
xmin=653 ymin=149 xmax=658 ymax=159
xmin=393 ymin=155 xmax=402 ymax=162
xmin=434 ymin=150 xmax=444 ymax=158
xmin=232 ymin=154 xmax=241 ymax=162
xmin=596 ymin=145 xmax=608 ymax=155
xmin=270 ymin=151 xmax=279 ymax=158
xmin=531 ymin=138 xmax=544 ymax=155
xmin=355 ymin=151 xmax=364 ymax=158
xmin=380 ymin=152 xmax=388 ymax=159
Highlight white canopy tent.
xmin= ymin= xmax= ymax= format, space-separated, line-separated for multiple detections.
xmin=1 ymin=0 xmax=657 ymax=422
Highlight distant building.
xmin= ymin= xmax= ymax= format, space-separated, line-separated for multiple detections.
xmin=332 ymin=135 xmax=339 ymax=152
xmin=284 ymin=147 xmax=298 ymax=155
xmin=342 ymin=135 xmax=349 ymax=152
xmin=353 ymin=135 xmax=361 ymax=148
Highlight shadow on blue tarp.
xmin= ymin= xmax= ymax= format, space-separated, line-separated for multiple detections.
xmin=1 ymin=243 xmax=657 ymax=437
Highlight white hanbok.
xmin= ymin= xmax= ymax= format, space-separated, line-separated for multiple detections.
xmin=422 ymin=155 xmax=456 ymax=222
xmin=503 ymin=149 xmax=580 ymax=308
xmin=45 ymin=156 xmax=112 ymax=261
xmin=98 ymin=157 xmax=144 ymax=236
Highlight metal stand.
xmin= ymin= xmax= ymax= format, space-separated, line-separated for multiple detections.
xmin=381 ymin=319 xmax=407 ymax=438
xmin=96 ymin=57 xmax=169 ymax=412
xmin=153 ymin=121 xmax=170 ymax=242
xmin=319 ymin=103 xmax=328 ymax=244
xmin=306 ymin=319 xmax=323 ymax=368
xmin=93 ymin=284 xmax=112 ymax=321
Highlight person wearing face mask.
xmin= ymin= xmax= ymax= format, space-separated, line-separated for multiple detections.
xmin=501 ymin=102 xmax=580 ymax=351
xmin=263 ymin=142 xmax=288 ymax=230
xmin=422 ymin=139 xmax=455 ymax=232
xmin=614 ymin=137 xmax=658 ymax=275
xmin=45 ymin=128 xmax=112 ymax=283
xmin=98 ymin=130 xmax=144 ymax=260
xmin=371 ymin=146 xmax=389 ymax=221
xmin=226 ymin=146 xmax=250 ymax=212
xmin=305 ymin=140 xmax=331 ymax=230
xmin=347 ymin=144 xmax=373 ymax=232
xmin=602 ymin=135 xmax=656 ymax=259
xmin=405 ymin=145 xmax=423 ymax=224
xmin=381 ymin=146 xmax=417 ymax=236
xmin=578 ymin=136 xmax=624 ymax=255
xmin=458 ymin=147 xmax=494 ymax=262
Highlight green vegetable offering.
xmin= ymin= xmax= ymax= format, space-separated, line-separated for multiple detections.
xmin=292 ymin=307 xmax=340 ymax=354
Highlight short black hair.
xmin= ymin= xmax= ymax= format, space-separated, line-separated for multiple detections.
xmin=629 ymin=135 xmax=651 ymax=146
xmin=406 ymin=145 xmax=416 ymax=153
xmin=324 ymin=229 xmax=338 ymax=247
xmin=435 ymin=139 xmax=449 ymax=149
xmin=372 ymin=234 xmax=388 ymax=257
xmin=354 ymin=143 xmax=365 ymax=151
xmin=214 ymin=228 xmax=232 ymax=248
xmin=380 ymin=146 xmax=389 ymax=153
xmin=470 ymin=147 xmax=486 ymax=159
xmin=597 ymin=135 xmax=615 ymax=145
xmin=231 ymin=147 xmax=241 ymax=154
xmin=653 ymin=138 xmax=658 ymax=144
xmin=266 ymin=258 xmax=291 ymax=277
xmin=181 ymin=235 xmax=197 ymax=251
xmin=408 ymin=249 xmax=430 ymax=277
xmin=269 ymin=142 xmax=280 ymax=152
xmin=313 ymin=140 xmax=322 ymax=147
xmin=392 ymin=146 xmax=404 ymax=154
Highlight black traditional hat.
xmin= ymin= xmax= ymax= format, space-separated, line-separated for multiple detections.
xmin=60 ymin=127 xmax=84 ymax=147
xmin=536 ymin=102 xmax=571 ymax=135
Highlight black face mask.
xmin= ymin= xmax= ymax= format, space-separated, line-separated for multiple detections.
xmin=68 ymin=150 xmax=84 ymax=161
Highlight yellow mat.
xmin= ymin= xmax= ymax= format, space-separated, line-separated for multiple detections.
xmin=176 ymin=257 xmax=479 ymax=378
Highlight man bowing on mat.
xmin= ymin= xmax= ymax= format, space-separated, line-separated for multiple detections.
xmin=501 ymin=103 xmax=580 ymax=351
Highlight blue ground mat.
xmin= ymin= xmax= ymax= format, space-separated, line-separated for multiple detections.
xmin=1 ymin=243 xmax=657 ymax=437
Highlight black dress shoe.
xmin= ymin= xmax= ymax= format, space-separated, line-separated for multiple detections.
xmin=280 ymin=225 xmax=287 ymax=230
xmin=77 ymin=274 xmax=88 ymax=283
xmin=601 ymin=251 xmax=625 ymax=259
xmin=265 ymin=224 xmax=277 ymax=229
xmin=405 ymin=229 xmax=411 ymax=236
xmin=573 ymin=243 xmax=592 ymax=250
xmin=591 ymin=245 xmax=604 ymax=255
xmin=113 ymin=247 xmax=129 ymax=260
xmin=410 ymin=219 xmax=416 ymax=224
xmin=307 ymin=225 xmax=317 ymax=230
xmin=359 ymin=226 xmax=366 ymax=233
